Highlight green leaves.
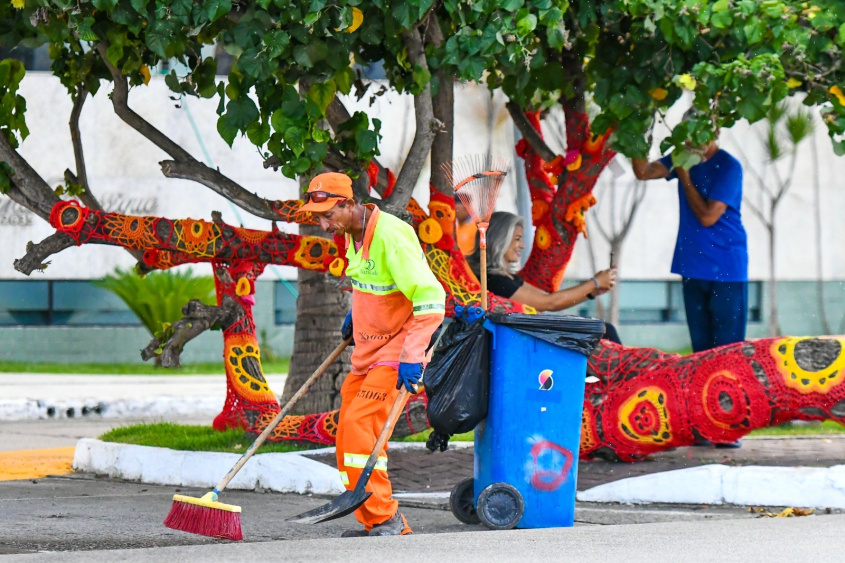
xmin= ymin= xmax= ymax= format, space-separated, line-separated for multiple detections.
xmin=293 ymin=40 xmax=329 ymax=68
xmin=93 ymin=0 xmax=119 ymax=10
xmin=204 ymin=0 xmax=232 ymax=23
xmin=216 ymin=96 xmax=258 ymax=147
xmin=0 ymin=161 xmax=14 ymax=194
xmin=226 ymin=96 xmax=259 ymax=130
xmin=516 ymin=14 xmax=537 ymax=35
xmin=0 ymin=59 xmax=28 ymax=148
xmin=307 ymin=80 xmax=336 ymax=114
xmin=93 ymin=267 xmax=216 ymax=337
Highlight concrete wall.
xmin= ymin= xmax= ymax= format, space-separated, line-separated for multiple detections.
xmin=0 ymin=281 xmax=295 ymax=364
xmin=616 ymin=281 xmax=845 ymax=353
xmin=4 ymin=280 xmax=844 ymax=363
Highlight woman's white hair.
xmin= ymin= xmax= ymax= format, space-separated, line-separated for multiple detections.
xmin=468 ymin=211 xmax=524 ymax=277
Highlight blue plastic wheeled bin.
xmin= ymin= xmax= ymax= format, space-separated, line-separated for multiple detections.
xmin=469 ymin=313 xmax=604 ymax=530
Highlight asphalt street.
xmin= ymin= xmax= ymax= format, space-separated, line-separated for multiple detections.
xmin=3 ymin=403 xmax=842 ymax=559
xmin=4 ymin=495 xmax=843 ymax=562
xmin=0 ymin=471 xmax=802 ymax=556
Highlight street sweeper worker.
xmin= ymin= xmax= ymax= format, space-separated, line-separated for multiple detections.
xmin=300 ymin=172 xmax=446 ymax=537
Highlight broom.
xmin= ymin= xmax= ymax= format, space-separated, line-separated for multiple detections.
xmin=443 ymin=154 xmax=510 ymax=310
xmin=163 ymin=337 xmax=351 ymax=540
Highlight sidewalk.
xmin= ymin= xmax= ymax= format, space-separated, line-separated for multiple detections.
xmin=0 ymin=372 xmax=288 ymax=421
xmin=311 ymin=435 xmax=845 ymax=494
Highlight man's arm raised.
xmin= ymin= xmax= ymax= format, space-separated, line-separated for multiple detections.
xmin=631 ymin=158 xmax=671 ymax=181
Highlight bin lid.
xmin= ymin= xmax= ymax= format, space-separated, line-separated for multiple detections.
xmin=487 ymin=313 xmax=605 ymax=356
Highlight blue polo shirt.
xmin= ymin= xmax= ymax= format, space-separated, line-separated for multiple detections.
xmin=659 ymin=150 xmax=748 ymax=282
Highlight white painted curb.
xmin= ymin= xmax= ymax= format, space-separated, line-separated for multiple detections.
xmin=577 ymin=463 xmax=845 ymax=509
xmin=73 ymin=439 xmax=345 ymax=495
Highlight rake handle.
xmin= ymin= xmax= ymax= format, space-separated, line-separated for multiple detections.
xmin=478 ymin=222 xmax=488 ymax=312
xmin=214 ymin=337 xmax=352 ymax=493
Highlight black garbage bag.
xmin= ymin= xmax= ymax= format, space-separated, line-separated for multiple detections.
xmin=424 ymin=316 xmax=489 ymax=452
xmin=486 ymin=313 xmax=605 ymax=355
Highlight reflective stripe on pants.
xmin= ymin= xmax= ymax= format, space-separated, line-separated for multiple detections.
xmin=336 ymin=365 xmax=410 ymax=532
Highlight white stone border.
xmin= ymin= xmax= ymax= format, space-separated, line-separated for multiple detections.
xmin=577 ymin=463 xmax=845 ymax=509
xmin=73 ymin=439 xmax=345 ymax=495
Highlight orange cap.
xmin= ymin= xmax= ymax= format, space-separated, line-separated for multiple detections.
xmin=299 ymin=172 xmax=354 ymax=213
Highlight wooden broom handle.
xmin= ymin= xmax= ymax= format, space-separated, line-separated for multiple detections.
xmin=215 ymin=338 xmax=352 ymax=493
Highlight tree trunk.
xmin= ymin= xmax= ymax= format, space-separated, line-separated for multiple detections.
xmin=767 ymin=222 xmax=779 ymax=337
xmin=281 ymin=223 xmax=352 ymax=414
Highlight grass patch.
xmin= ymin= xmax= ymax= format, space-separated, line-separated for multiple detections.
xmin=100 ymin=422 xmax=320 ymax=453
xmin=0 ymin=358 xmax=289 ymax=375
xmin=396 ymin=428 xmax=475 ymax=443
xmin=749 ymin=420 xmax=845 ymax=437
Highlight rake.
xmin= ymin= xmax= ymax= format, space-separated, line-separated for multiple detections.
xmin=443 ymin=154 xmax=510 ymax=310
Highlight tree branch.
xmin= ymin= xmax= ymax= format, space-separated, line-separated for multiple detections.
xmin=97 ymin=43 xmax=194 ymax=162
xmin=506 ymin=102 xmax=556 ymax=162
xmin=13 ymin=232 xmax=77 ymax=275
xmin=0 ymin=134 xmax=59 ymax=219
xmin=383 ymin=27 xmax=438 ymax=214
xmin=159 ymin=160 xmax=275 ymax=219
xmin=426 ymin=14 xmax=454 ymax=197
xmin=96 ymin=42 xmax=277 ymax=220
xmin=141 ymin=295 xmax=244 ymax=367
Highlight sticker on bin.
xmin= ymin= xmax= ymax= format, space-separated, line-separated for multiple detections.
xmin=538 ymin=369 xmax=554 ymax=391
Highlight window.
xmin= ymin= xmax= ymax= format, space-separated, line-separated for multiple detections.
xmin=0 ymin=280 xmax=140 ymax=326
xmin=273 ymin=280 xmax=298 ymax=325
xmin=0 ymin=45 xmax=52 ymax=71
xmin=571 ymin=280 xmax=763 ymax=324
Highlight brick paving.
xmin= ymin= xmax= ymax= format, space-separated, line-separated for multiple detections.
xmin=313 ymin=436 xmax=845 ymax=494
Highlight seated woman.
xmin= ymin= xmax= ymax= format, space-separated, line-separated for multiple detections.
xmin=468 ymin=211 xmax=621 ymax=343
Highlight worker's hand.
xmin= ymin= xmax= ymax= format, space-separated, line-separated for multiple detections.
xmin=592 ymin=268 xmax=617 ymax=296
xmin=397 ymin=362 xmax=422 ymax=393
xmin=341 ymin=311 xmax=354 ymax=344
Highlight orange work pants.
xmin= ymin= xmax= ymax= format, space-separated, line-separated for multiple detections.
xmin=336 ymin=365 xmax=411 ymax=533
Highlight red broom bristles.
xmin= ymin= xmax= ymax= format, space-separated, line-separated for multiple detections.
xmin=163 ymin=498 xmax=243 ymax=541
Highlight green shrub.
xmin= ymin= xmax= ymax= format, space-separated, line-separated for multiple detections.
xmin=93 ymin=267 xmax=216 ymax=336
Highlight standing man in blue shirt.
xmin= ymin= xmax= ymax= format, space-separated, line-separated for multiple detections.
xmin=632 ymin=132 xmax=748 ymax=354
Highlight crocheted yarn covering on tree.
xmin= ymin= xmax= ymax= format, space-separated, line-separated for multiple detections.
xmin=517 ymin=111 xmax=615 ymax=292
xmin=583 ymin=337 xmax=845 ymax=461
xmin=209 ymin=261 xmax=283 ymax=431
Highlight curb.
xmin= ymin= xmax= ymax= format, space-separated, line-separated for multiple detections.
xmin=577 ymin=463 xmax=845 ymax=509
xmin=72 ymin=439 xmax=345 ymax=495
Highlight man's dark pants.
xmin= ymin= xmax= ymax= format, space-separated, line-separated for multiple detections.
xmin=681 ymin=278 xmax=748 ymax=353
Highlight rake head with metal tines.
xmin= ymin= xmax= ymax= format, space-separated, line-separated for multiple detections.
xmin=441 ymin=155 xmax=510 ymax=227
xmin=441 ymin=155 xmax=510 ymax=311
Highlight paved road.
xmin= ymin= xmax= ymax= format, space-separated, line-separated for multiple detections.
xmin=4 ymin=496 xmax=841 ymax=561
xmin=0 ymin=472 xmax=779 ymax=556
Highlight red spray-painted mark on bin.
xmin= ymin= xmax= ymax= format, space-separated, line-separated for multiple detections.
xmin=530 ymin=440 xmax=574 ymax=492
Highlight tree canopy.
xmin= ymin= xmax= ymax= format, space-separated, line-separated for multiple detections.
xmin=1 ymin=0 xmax=844 ymax=200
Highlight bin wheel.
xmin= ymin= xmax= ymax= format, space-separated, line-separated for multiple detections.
xmin=450 ymin=478 xmax=480 ymax=525
xmin=476 ymin=482 xmax=524 ymax=530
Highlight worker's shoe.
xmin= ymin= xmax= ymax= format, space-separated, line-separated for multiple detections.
xmin=340 ymin=529 xmax=369 ymax=538
xmin=368 ymin=512 xmax=411 ymax=536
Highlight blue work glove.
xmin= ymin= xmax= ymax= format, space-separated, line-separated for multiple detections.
xmin=397 ymin=362 xmax=422 ymax=393
xmin=341 ymin=311 xmax=354 ymax=344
